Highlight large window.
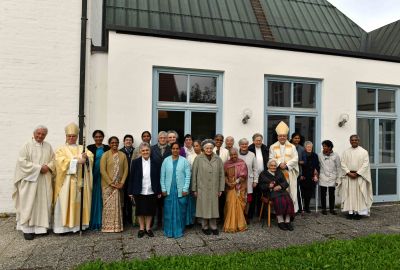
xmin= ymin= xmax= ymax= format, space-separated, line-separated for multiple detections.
xmin=153 ymin=68 xmax=222 ymax=143
xmin=265 ymin=78 xmax=320 ymax=147
xmin=357 ymin=85 xmax=398 ymax=200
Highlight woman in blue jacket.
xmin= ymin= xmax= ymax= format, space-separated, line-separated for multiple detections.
xmin=161 ymin=142 xmax=191 ymax=238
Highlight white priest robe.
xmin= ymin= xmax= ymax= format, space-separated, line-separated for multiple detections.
xmin=13 ymin=140 xmax=55 ymax=234
xmin=53 ymin=144 xmax=93 ymax=233
xmin=338 ymin=146 xmax=373 ymax=215
xmin=269 ymin=140 xmax=299 ymax=212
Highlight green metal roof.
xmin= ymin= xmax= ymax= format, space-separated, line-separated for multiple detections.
xmin=367 ymin=20 xmax=400 ymax=57
xmin=105 ymin=0 xmax=400 ymax=59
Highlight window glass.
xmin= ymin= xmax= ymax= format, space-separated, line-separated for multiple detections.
xmin=158 ymin=111 xmax=185 ymax=144
xmin=371 ymin=169 xmax=376 ymax=196
xmin=293 ymin=83 xmax=316 ymax=108
xmin=268 ymin=81 xmax=291 ymax=107
xmin=357 ymin=118 xmax=375 ymax=163
xmin=159 ymin=74 xmax=187 ymax=102
xmin=191 ymin=112 xmax=216 ymax=141
xmin=295 ymin=116 xmax=315 ymax=143
xmin=189 ymin=76 xmax=217 ymax=104
xmin=379 ymin=119 xmax=395 ymax=163
xmin=357 ymin=88 xmax=375 ymax=111
xmin=378 ymin=169 xmax=397 ymax=195
xmin=378 ymin=90 xmax=395 ymax=113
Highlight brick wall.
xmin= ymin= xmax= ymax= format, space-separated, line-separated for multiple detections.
xmin=0 ymin=0 xmax=82 ymax=212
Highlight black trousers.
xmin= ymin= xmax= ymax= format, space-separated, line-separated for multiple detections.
xmin=297 ymin=177 xmax=303 ymax=212
xmin=218 ymin=191 xmax=226 ymax=222
xmin=247 ymin=185 xmax=261 ymax=219
xmin=122 ymin=184 xmax=133 ymax=225
xmin=320 ymin=186 xmax=335 ymax=211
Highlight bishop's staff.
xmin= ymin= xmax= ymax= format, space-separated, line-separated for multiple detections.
xmin=79 ymin=136 xmax=88 ymax=236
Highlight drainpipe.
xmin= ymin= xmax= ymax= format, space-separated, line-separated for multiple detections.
xmin=78 ymin=0 xmax=88 ymax=144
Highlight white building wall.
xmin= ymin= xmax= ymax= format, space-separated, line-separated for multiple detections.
xmin=0 ymin=0 xmax=82 ymax=212
xmin=106 ymin=32 xmax=400 ymax=156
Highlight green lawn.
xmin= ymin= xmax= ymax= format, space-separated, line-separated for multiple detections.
xmin=77 ymin=234 xmax=400 ymax=270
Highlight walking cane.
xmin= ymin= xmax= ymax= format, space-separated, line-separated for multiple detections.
xmin=79 ymin=136 xmax=86 ymax=236
xmin=298 ymin=182 xmax=305 ymax=215
xmin=315 ymin=182 xmax=319 ymax=215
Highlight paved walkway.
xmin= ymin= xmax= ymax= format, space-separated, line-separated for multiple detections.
xmin=1 ymin=204 xmax=400 ymax=270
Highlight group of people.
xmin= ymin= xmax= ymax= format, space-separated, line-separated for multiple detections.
xmin=13 ymin=121 xmax=373 ymax=240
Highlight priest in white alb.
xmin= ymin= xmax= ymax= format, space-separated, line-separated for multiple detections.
xmin=338 ymin=134 xmax=373 ymax=220
xmin=269 ymin=121 xmax=299 ymax=213
xmin=53 ymin=123 xmax=93 ymax=233
xmin=13 ymin=125 xmax=55 ymax=240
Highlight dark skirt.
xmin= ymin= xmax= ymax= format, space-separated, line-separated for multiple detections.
xmin=135 ymin=194 xmax=157 ymax=216
xmin=272 ymin=193 xmax=295 ymax=217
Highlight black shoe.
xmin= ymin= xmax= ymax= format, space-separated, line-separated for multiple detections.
xmin=23 ymin=233 xmax=34 ymax=240
xmin=305 ymin=210 xmax=311 ymax=213
xmin=137 ymin=230 xmax=145 ymax=238
xmin=346 ymin=214 xmax=354 ymax=220
xmin=278 ymin=223 xmax=287 ymax=231
xmin=330 ymin=210 xmax=337 ymax=215
xmin=322 ymin=210 xmax=328 ymax=215
xmin=285 ymin=223 xmax=294 ymax=231
xmin=202 ymin=229 xmax=211 ymax=235
xmin=353 ymin=214 xmax=362 ymax=220
xmin=211 ymin=229 xmax=219 ymax=235
xmin=146 ymin=229 xmax=154 ymax=237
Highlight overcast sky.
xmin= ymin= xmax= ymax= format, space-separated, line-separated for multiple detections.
xmin=328 ymin=0 xmax=400 ymax=32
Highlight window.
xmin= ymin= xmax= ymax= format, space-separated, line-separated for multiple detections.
xmin=265 ymin=78 xmax=320 ymax=147
xmin=357 ymin=85 xmax=398 ymax=201
xmin=153 ymin=68 xmax=222 ymax=143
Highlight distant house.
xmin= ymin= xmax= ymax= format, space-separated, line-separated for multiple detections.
xmin=1 ymin=0 xmax=400 ymax=212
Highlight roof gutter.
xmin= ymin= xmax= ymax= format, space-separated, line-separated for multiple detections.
xmin=78 ymin=0 xmax=88 ymax=144
xmin=106 ymin=25 xmax=400 ymax=64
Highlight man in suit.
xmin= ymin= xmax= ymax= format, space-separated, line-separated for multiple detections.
xmin=150 ymin=131 xmax=171 ymax=229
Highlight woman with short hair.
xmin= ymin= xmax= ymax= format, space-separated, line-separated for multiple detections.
xmin=300 ymin=141 xmax=320 ymax=213
xmin=161 ymin=142 xmax=191 ymax=238
xmin=192 ymin=139 xmax=225 ymax=235
xmin=259 ymin=159 xmax=295 ymax=231
xmin=100 ymin=136 xmax=128 ymax=232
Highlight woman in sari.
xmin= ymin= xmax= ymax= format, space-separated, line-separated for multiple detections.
xmin=161 ymin=142 xmax=191 ymax=238
xmin=100 ymin=136 xmax=128 ymax=232
xmin=87 ymin=130 xmax=110 ymax=230
xmin=223 ymin=148 xmax=248 ymax=233
xmin=259 ymin=159 xmax=295 ymax=231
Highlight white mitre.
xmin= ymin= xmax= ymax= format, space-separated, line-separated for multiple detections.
xmin=275 ymin=121 xmax=289 ymax=135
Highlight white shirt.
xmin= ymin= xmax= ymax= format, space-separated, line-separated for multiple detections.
xmin=141 ymin=158 xmax=154 ymax=195
xmin=255 ymin=147 xmax=264 ymax=173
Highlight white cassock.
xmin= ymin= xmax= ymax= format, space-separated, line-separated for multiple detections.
xmin=269 ymin=140 xmax=299 ymax=212
xmin=12 ymin=140 xmax=55 ymax=234
xmin=338 ymin=146 xmax=373 ymax=215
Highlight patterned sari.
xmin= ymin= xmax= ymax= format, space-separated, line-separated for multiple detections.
xmin=223 ymin=158 xmax=248 ymax=233
xmin=102 ymin=153 xmax=123 ymax=232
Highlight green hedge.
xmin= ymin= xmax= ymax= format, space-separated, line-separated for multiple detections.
xmin=77 ymin=234 xmax=400 ymax=270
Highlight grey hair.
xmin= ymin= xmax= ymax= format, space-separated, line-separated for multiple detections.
xmin=304 ymin=141 xmax=313 ymax=147
xmin=158 ymin=131 xmax=167 ymax=137
xmin=33 ymin=125 xmax=48 ymax=133
xmin=267 ymin=159 xmax=277 ymax=167
xmin=238 ymin=138 xmax=249 ymax=145
xmin=139 ymin=142 xmax=151 ymax=151
xmin=201 ymin=139 xmax=215 ymax=149
xmin=229 ymin=147 xmax=238 ymax=155
xmin=167 ymin=130 xmax=179 ymax=139
xmin=225 ymin=136 xmax=234 ymax=142
xmin=252 ymin=133 xmax=263 ymax=141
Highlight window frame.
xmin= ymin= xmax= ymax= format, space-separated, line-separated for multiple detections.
xmin=264 ymin=76 xmax=321 ymax=151
xmin=356 ymin=83 xmax=400 ymax=202
xmin=152 ymin=67 xmax=223 ymax=142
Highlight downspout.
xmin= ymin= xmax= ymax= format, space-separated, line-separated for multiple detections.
xmin=78 ymin=0 xmax=88 ymax=144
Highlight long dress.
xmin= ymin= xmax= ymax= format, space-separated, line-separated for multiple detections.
xmin=89 ymin=147 xmax=104 ymax=230
xmin=163 ymin=160 xmax=188 ymax=238
xmin=186 ymin=153 xmax=198 ymax=226
xmin=223 ymin=159 xmax=248 ymax=233
xmin=101 ymin=151 xmax=128 ymax=232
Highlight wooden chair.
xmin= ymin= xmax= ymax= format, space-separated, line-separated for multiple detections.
xmin=259 ymin=196 xmax=273 ymax=227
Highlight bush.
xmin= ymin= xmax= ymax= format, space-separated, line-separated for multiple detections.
xmin=77 ymin=234 xmax=400 ymax=270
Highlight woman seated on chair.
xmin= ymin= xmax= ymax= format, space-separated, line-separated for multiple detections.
xmin=259 ymin=159 xmax=295 ymax=231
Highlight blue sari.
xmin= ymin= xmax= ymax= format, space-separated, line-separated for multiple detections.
xmin=163 ymin=160 xmax=188 ymax=238
xmin=89 ymin=147 xmax=104 ymax=230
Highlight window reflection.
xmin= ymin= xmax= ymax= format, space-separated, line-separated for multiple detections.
xmin=268 ymin=81 xmax=291 ymax=107
xmin=189 ymin=76 xmax=217 ymax=104
xmin=159 ymin=74 xmax=187 ymax=102
xmin=357 ymin=88 xmax=375 ymax=111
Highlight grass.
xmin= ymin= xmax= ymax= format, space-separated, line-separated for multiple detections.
xmin=77 ymin=234 xmax=400 ymax=270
